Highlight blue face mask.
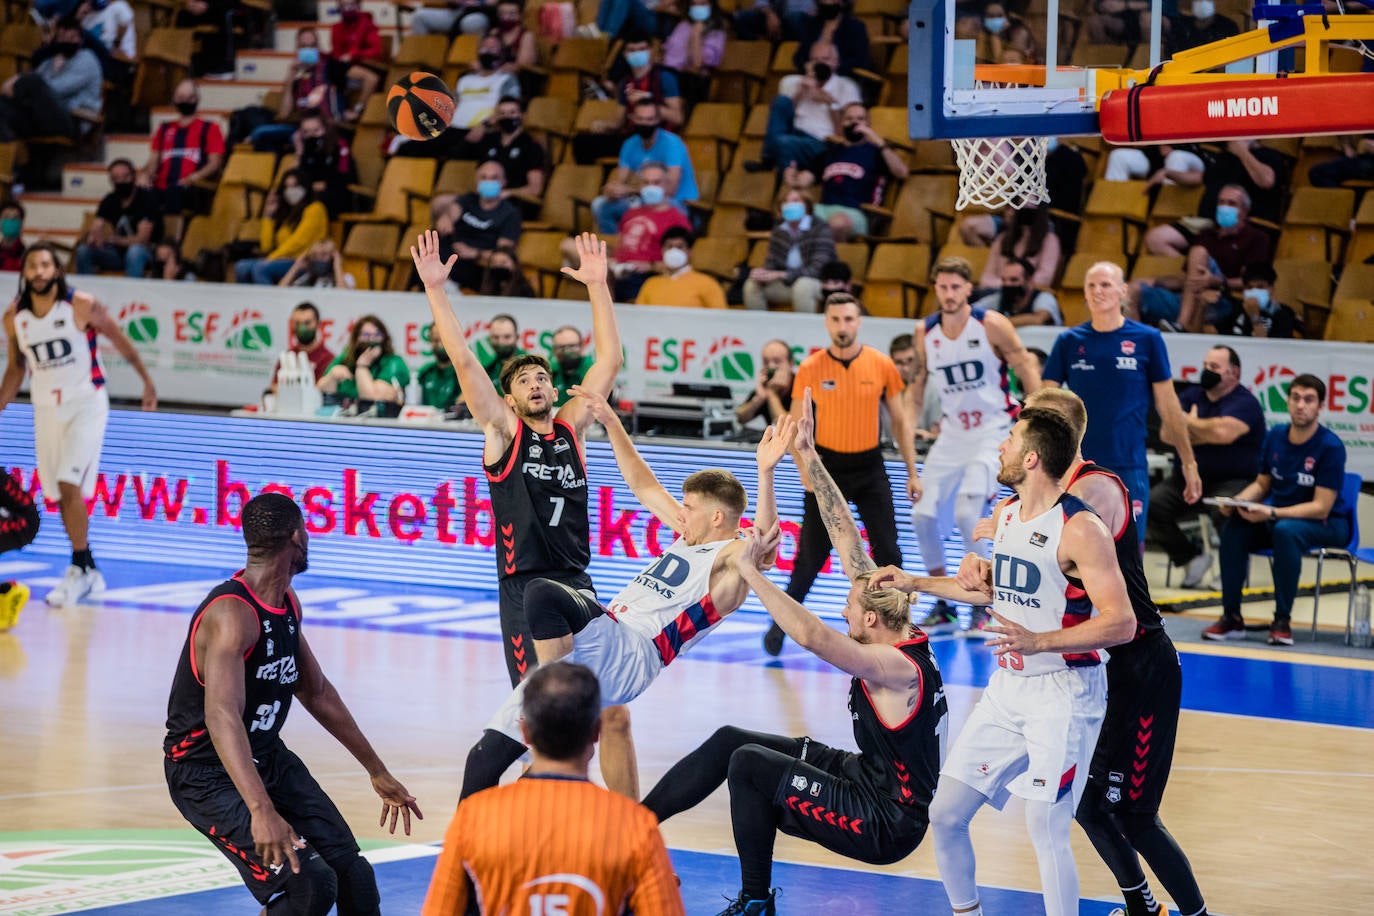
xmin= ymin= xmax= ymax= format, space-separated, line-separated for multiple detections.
xmin=1247 ymin=286 xmax=1274 ymax=313
xmin=984 ymin=16 xmax=1007 ymax=31
xmin=781 ymin=201 xmax=806 ymax=223
xmin=297 ymin=46 xmax=319 ymax=65
xmin=639 ymin=184 xmax=665 ymax=205
xmin=478 ymin=179 xmax=503 ymax=200
xmin=1215 ymin=204 xmax=1240 ymax=228
xmin=626 ymin=50 xmax=651 ymax=69
xmin=688 ymin=5 xmax=711 ymax=20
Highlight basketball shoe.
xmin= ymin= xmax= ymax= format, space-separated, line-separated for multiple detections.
xmin=1267 ymin=620 xmax=1294 ymax=646
xmin=1201 ymin=615 xmax=1245 ymax=640
xmin=715 ymin=890 xmax=776 ymax=916
xmin=45 ymin=565 xmax=106 ymax=608
xmin=918 ymin=599 xmax=960 ymax=634
xmin=0 ymin=582 xmax=29 ymax=631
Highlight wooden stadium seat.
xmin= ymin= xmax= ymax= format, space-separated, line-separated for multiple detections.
xmin=1348 ymin=192 xmax=1374 ymax=265
xmin=684 ymin=103 xmax=743 ymax=174
xmin=1323 ymin=298 xmax=1374 ymax=342
xmin=215 ymin=151 xmax=278 ymax=219
xmin=524 ymin=164 xmax=603 ymax=233
xmin=1128 ymin=253 xmax=1185 ymax=281
xmin=1273 ymin=258 xmax=1333 ymax=319
xmin=863 ymin=243 xmax=930 ymax=317
xmin=342 ymin=158 xmax=437 ymax=226
xmin=392 ymin=34 xmax=449 ymax=68
xmin=433 ymin=159 xmax=478 ymax=197
xmin=1077 ymin=179 xmax=1150 ymax=259
xmin=515 ymin=231 xmax=569 ymax=298
xmin=867 ymin=175 xmax=959 ymax=245
xmin=1331 ymin=262 xmax=1374 ymax=302
xmin=132 ymin=28 xmax=195 ymax=109
xmin=349 ymin=95 xmax=395 ymax=193
xmin=533 ymin=36 xmax=610 ymax=99
xmin=388 ymin=222 xmax=427 ymax=291
xmin=935 ymin=241 xmax=988 ymax=281
xmin=1148 ymin=183 xmax=1203 ymax=228
xmin=690 ymin=236 xmax=749 ymax=285
xmin=713 ymin=41 xmax=771 ymax=106
xmin=835 ymin=241 xmax=871 ymax=284
xmin=342 ymin=222 xmax=401 ymax=289
xmin=524 ymin=96 xmax=577 ymax=163
xmin=0 ymin=21 xmax=42 ymax=72
xmin=910 ymin=140 xmax=958 ymax=174
xmin=699 ymin=168 xmax=777 ymax=236
xmin=446 ymin=33 xmax=481 ymax=68
xmin=868 ymin=107 xmax=915 ymax=153
xmin=1275 ymin=187 xmax=1356 ymax=262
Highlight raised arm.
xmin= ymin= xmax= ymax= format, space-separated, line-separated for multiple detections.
xmin=985 ymin=310 xmax=1041 ymax=396
xmin=751 ymin=413 xmax=795 ymax=568
xmin=569 ymin=383 xmax=682 ymax=530
xmin=412 ymin=230 xmax=516 ymax=447
xmin=0 ymin=311 xmax=26 ymax=413
xmin=556 ymin=233 xmax=624 ymax=433
xmin=81 ymin=294 xmax=157 ymax=411
xmin=794 ymin=387 xmax=873 ymax=577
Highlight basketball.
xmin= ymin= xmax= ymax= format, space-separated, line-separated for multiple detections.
xmin=387 ymin=72 xmax=455 ymax=141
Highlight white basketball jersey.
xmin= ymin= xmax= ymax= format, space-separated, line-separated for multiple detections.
xmin=990 ymin=493 xmax=1102 ymax=676
xmin=923 ymin=308 xmax=1016 ymax=438
xmin=12 ymin=298 xmax=105 ymax=407
xmin=607 ymin=536 xmax=733 ymax=667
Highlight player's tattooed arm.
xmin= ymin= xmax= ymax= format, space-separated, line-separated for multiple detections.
xmin=795 ymin=389 xmax=875 ymax=578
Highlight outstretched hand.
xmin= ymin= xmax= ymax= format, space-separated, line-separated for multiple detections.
xmin=372 ymin=772 xmax=422 ymax=836
xmin=411 ymin=229 xmax=458 ymax=290
xmin=561 ymin=233 xmax=609 ymax=287
xmin=755 ymin=413 xmax=796 ymax=471
xmin=568 ymin=383 xmax=616 ymax=426
xmin=736 ymin=519 xmax=781 ymax=571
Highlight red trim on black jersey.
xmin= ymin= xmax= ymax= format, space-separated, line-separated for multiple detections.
xmin=188 ymin=595 xmax=262 ymax=687
xmin=485 ymin=419 xmax=525 ymax=483
xmin=553 ymin=417 xmax=585 ymax=467
xmin=231 ymin=572 xmax=288 ymax=615
xmin=1067 ymin=463 xmax=1130 ymax=541
xmin=859 ymin=648 xmax=924 ymax=730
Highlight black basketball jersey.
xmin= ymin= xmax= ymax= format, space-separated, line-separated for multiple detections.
xmin=485 ymin=417 xmax=590 ymax=579
xmin=163 ymin=576 xmax=302 ymax=764
xmin=848 ymin=635 xmax=946 ymax=816
xmin=1067 ymin=461 xmax=1165 ymax=648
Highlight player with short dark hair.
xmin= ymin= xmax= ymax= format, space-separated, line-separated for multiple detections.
xmin=163 ymin=493 xmax=420 ymax=916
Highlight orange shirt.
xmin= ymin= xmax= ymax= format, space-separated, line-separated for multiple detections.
xmin=792 ymin=345 xmax=905 ymax=453
xmin=422 ymin=775 xmax=684 ymax=916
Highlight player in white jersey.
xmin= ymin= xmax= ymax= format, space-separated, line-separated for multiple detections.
xmin=872 ymin=407 xmax=1136 ymax=916
xmin=457 ymin=388 xmax=795 ymax=800
xmin=909 ymin=256 xmax=1042 ymax=635
xmin=0 ymin=243 xmax=157 ymax=607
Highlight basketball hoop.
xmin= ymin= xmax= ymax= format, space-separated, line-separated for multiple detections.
xmin=950 ymin=135 xmax=1050 ymax=211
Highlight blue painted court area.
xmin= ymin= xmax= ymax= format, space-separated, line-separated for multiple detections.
xmin=72 ymin=849 xmax=1130 ymax=916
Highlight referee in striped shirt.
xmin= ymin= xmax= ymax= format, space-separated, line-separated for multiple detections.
xmin=764 ymin=293 xmax=918 ymax=655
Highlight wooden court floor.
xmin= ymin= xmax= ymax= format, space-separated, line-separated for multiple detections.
xmin=3 ymin=564 xmax=1374 ymax=916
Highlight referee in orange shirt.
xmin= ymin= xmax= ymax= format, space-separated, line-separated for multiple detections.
xmin=423 ymin=662 xmax=683 ymax=916
xmin=764 ymin=293 xmax=918 ymax=655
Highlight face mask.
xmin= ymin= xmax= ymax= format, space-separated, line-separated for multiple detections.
xmin=0 ymin=218 xmax=20 ymax=240
xmin=811 ymin=62 xmax=832 ymax=84
xmin=1215 ymin=204 xmax=1240 ymax=228
xmin=479 ymin=52 xmax=500 ymax=70
xmin=558 ymin=352 xmax=583 ymax=371
xmin=499 ymin=14 xmax=521 ymax=28
xmin=492 ymin=343 xmax=517 ymax=360
xmin=341 ymin=7 xmax=359 ymax=20
xmin=1199 ymin=368 xmax=1222 ymax=391
xmin=282 ymin=186 xmax=307 ymax=206
xmin=689 ymin=5 xmax=710 ymax=20
xmin=113 ymin=180 xmax=135 ymax=197
xmin=843 ymin=124 xmax=863 ymax=142
xmin=488 ymin=267 xmax=512 ymax=285
xmin=818 ymin=3 xmax=841 ymax=19
xmin=1193 ymin=0 xmax=1214 ymax=17
xmin=309 ymin=259 xmax=333 ymax=277
xmin=295 ymin=324 xmax=317 ymax=345
xmin=175 ymin=100 xmax=198 ymax=117
xmin=497 ymin=116 xmax=521 ymax=133
xmin=999 ymin=285 xmax=1025 ymax=311
xmin=297 ymin=46 xmax=319 ymax=65
xmin=433 ymin=347 xmax=450 ymax=363
xmin=983 ymin=16 xmax=1006 ymax=32
xmin=626 ymin=49 xmax=651 ymax=69
xmin=56 ymin=41 xmax=82 ymax=57
xmin=781 ymin=201 xmax=806 ymax=222
xmin=662 ymin=247 xmax=689 ymax=270
xmin=635 ymin=121 xmax=658 ymax=139
xmin=477 ymin=179 xmax=503 ymax=200
xmin=639 ymin=184 xmax=665 ymax=206
xmin=1248 ymin=286 xmax=1274 ymax=313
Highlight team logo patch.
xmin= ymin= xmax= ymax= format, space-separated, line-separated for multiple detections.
xmin=821 ymin=379 xmax=837 ymax=390
xmin=968 ymin=338 xmax=981 ymax=349
xmin=1029 ymin=532 xmax=1048 ymax=547
xmin=1121 ymin=340 xmax=1136 ymax=355
xmin=265 ymin=638 xmax=274 ymax=657
xmin=792 ymin=775 xmax=809 ymax=791
xmin=553 ymin=439 xmax=570 ymax=453
xmin=1108 ymin=771 xmax=1124 ymax=783
xmin=1107 ymin=786 xmax=1122 ymax=803
xmin=1033 ymin=778 xmax=1046 ymax=787
xmin=1304 ymin=456 xmax=1315 ymax=471
xmin=977 ymin=764 xmax=990 ymax=775
xmin=262 ymin=620 xmax=272 ymax=633
xmin=810 ymin=781 xmax=822 ymax=797
xmin=528 ymin=444 xmax=543 ymax=459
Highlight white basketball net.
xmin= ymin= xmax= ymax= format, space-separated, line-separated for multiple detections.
xmin=950 ymin=136 xmax=1050 ymax=211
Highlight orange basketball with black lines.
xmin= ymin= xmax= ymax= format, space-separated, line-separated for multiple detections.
xmin=387 ymin=71 xmax=455 ymax=140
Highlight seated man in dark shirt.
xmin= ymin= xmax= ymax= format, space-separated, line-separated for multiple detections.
xmin=1208 ymin=262 xmax=1304 ymax=338
xmin=428 ymin=160 xmax=523 ymax=291
xmin=1165 ymin=0 xmax=1240 ymax=55
xmin=1146 ymin=344 xmax=1266 ymax=588
xmin=74 ymin=158 xmax=161 ymax=278
xmin=458 ymin=96 xmax=547 ymax=219
xmin=784 ymin=102 xmax=909 ymax=241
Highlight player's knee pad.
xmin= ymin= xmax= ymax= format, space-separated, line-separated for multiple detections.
xmin=526 ymin=579 xmax=579 ymax=640
xmin=332 ymin=853 xmax=380 ymax=916
xmin=267 ymin=852 xmax=337 ymax=916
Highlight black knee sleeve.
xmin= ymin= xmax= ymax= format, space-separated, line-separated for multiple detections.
xmin=332 ymin=853 xmax=380 ymax=916
xmin=1114 ymin=810 xmax=1165 ymax=843
xmin=265 ymin=852 xmax=337 ymax=916
xmin=460 ymin=728 xmax=528 ymax=800
xmin=526 ymin=579 xmax=600 ymax=641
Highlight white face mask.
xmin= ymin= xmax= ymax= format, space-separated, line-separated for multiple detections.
xmin=662 ymin=247 xmax=689 ymax=270
xmin=1193 ymin=0 xmax=1214 ymax=17
xmin=282 ymin=186 xmax=306 ymax=206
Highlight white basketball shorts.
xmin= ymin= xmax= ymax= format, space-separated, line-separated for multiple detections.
xmin=32 ymin=390 xmax=109 ymax=501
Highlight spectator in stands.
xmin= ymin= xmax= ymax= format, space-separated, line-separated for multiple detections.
xmin=492 ymin=0 xmax=538 ymax=71
xmin=431 ymin=160 xmax=524 ymax=291
xmin=819 ymin=259 xmax=853 ymax=297
xmin=1166 ymin=0 xmax=1240 ymax=56
xmin=270 ymin=302 xmax=335 ymax=392
xmin=1308 ymin=134 xmax=1374 ymax=188
xmin=409 ymin=0 xmax=490 ymax=36
xmin=1204 ymin=374 xmax=1349 ymax=646
xmin=413 ymin=96 xmax=545 ymax=220
xmin=973 ymin=256 xmax=1062 ymax=326
xmin=550 ymin=325 xmax=592 ymax=406
xmin=176 ymin=0 xmax=234 ymax=77
xmin=570 ymin=161 xmax=689 ymax=301
xmin=747 ymin=42 xmax=861 ymax=175
xmin=662 ymin=0 xmax=727 ymax=105
xmin=978 ymin=203 xmax=1061 ymax=290
xmin=1086 ymin=0 xmax=1175 ymax=47
xmin=140 ymin=79 xmax=226 ymax=216
xmin=477 ymin=247 xmax=537 ymax=298
xmin=1104 ymin=142 xmax=1205 ymax=187
xmin=79 ymin=0 xmax=136 ymax=67
xmin=735 ymin=0 xmax=815 ymax=40
xmin=979 ymin=2 xmax=1039 ymax=64
xmin=573 ymin=34 xmax=686 ymax=166
xmin=279 ymin=238 xmax=356 ymax=289
xmin=0 ymin=17 xmax=102 ymax=142
xmin=151 ymin=241 xmax=194 ymax=281
xmin=1045 ymin=137 xmax=1089 ymax=251
xmin=636 ymin=228 xmax=728 ymax=308
xmin=744 ymin=189 xmax=835 ymax=312
xmin=1148 ymin=344 xmax=1265 ymax=589
xmin=1145 ymin=139 xmax=1288 ymax=254
xmin=592 ymin=98 xmax=697 ymax=234
xmin=75 ymin=158 xmax=160 ymax=278
xmin=484 ymin=313 xmax=529 ymax=389
xmin=0 ymin=201 xmax=26 ymax=271
xmin=234 ymin=169 xmax=331 ymax=285
xmin=416 ymin=343 xmax=461 ymax=411
xmin=888 ymin=332 xmax=940 ymax=442
xmin=292 ymin=111 xmax=356 ymax=218
xmin=453 ymin=36 xmax=523 ymax=129
xmin=1210 ymin=262 xmax=1303 ymax=338
xmin=251 ymin=28 xmax=340 ymax=152
xmin=329 ymin=0 xmax=386 ymax=120
xmin=735 ymin=338 xmax=796 ymax=425
xmin=593 ymin=0 xmax=659 ymax=39
xmin=318 ymin=314 xmax=410 ymax=406
xmin=792 ymin=0 xmax=873 ymax=75
xmin=784 ymin=103 xmax=908 ymax=241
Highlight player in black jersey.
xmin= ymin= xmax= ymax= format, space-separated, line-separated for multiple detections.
xmin=413 ymin=229 xmax=639 ymax=794
xmin=0 ymin=468 xmax=40 ymax=630
xmin=964 ymin=388 xmax=1209 ymax=916
xmin=163 ymin=493 xmax=421 ymax=916
xmin=642 ymin=391 xmax=948 ymax=916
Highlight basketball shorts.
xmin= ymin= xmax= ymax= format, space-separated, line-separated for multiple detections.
xmin=486 ymin=615 xmax=663 ymax=742
xmin=941 ymin=666 xmax=1107 ymax=808
xmin=164 ymin=744 xmax=359 ymax=905
xmin=32 ymin=390 xmax=109 ymax=501
xmin=497 ymin=569 xmax=594 ymax=686
xmin=1084 ymin=630 xmax=1181 ymax=816
xmin=912 ymin=429 xmax=1005 ymax=522
xmin=773 ymin=738 xmax=928 ymax=865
